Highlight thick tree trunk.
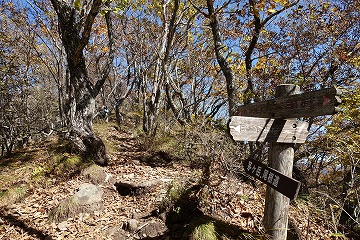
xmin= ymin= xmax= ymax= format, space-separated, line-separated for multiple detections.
xmin=67 ymin=83 xmax=108 ymax=166
xmin=63 ymin=31 xmax=108 ymax=165
xmin=50 ymin=0 xmax=114 ymax=166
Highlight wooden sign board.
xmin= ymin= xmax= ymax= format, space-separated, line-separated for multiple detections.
xmin=244 ymin=159 xmax=300 ymax=200
xmin=229 ymin=116 xmax=309 ymax=143
xmin=236 ymin=87 xmax=342 ymax=119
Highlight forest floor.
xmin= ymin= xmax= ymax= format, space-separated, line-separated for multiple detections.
xmin=0 ymin=122 xmax=337 ymax=239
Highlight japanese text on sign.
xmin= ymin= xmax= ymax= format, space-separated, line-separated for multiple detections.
xmin=243 ymin=159 xmax=300 ymax=200
xmin=246 ymin=160 xmax=280 ymax=188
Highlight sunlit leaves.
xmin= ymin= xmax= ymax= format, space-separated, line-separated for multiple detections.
xmin=273 ymin=0 xmax=289 ymax=6
xmin=73 ymin=0 xmax=81 ymax=11
xmin=100 ymin=0 xmax=129 ymax=16
xmin=322 ymin=2 xmax=330 ymax=10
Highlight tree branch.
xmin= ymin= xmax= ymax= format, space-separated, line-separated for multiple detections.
xmin=79 ymin=0 xmax=103 ymax=51
xmin=206 ymin=0 xmax=236 ymax=116
xmin=244 ymin=0 xmax=299 ymax=102
xmin=189 ymin=0 xmax=209 ymax=17
xmin=93 ymin=1 xmax=115 ymax=97
xmin=262 ymin=0 xmax=299 ymax=27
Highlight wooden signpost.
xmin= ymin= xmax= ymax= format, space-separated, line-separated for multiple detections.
xmin=229 ymin=84 xmax=342 ymax=240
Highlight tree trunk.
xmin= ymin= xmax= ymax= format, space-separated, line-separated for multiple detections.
xmin=206 ymin=0 xmax=236 ymax=116
xmin=141 ymin=0 xmax=175 ymax=136
xmin=50 ymin=0 xmax=114 ymax=166
xmin=66 ymin=80 xmax=108 ymax=166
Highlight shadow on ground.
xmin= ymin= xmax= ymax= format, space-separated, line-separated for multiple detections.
xmin=143 ymin=184 xmax=256 ymax=239
xmin=0 ymin=210 xmax=52 ymax=239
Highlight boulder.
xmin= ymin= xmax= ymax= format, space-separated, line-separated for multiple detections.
xmin=82 ymin=165 xmax=114 ymax=185
xmin=49 ymin=183 xmax=103 ymax=222
xmin=114 ymin=179 xmax=161 ymax=196
xmin=75 ymin=183 xmax=103 ymax=205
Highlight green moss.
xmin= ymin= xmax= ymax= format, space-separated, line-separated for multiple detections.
xmin=31 ymin=165 xmax=47 ymax=181
xmin=190 ymin=221 xmax=217 ymax=240
xmin=238 ymin=194 xmax=250 ymax=202
xmin=0 ymin=186 xmax=27 ymax=206
xmin=46 ymin=153 xmax=88 ymax=177
xmin=58 ymin=154 xmax=86 ymax=171
xmin=65 ymin=155 xmax=82 ymax=166
xmin=329 ymin=233 xmax=348 ymax=239
xmin=186 ymin=216 xmax=261 ymax=240
xmin=167 ymin=179 xmax=185 ymax=202
xmin=297 ymin=194 xmax=310 ymax=202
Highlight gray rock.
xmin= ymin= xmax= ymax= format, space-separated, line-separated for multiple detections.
xmin=75 ymin=183 xmax=103 ymax=205
xmin=49 ymin=183 xmax=104 ymax=222
xmin=125 ymin=219 xmax=139 ymax=233
xmin=137 ymin=219 xmax=167 ymax=238
xmin=57 ymin=221 xmax=68 ymax=231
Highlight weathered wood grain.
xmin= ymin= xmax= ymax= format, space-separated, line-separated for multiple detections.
xmin=263 ymin=84 xmax=299 ymax=240
xmin=236 ymin=86 xmax=342 ymax=118
xmin=229 ymin=116 xmax=309 ymax=143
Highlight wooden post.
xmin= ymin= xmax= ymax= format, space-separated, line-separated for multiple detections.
xmin=263 ymin=84 xmax=300 ymax=239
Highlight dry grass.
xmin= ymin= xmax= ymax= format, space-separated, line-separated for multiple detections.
xmin=81 ymin=164 xmax=108 ymax=184
xmin=48 ymin=195 xmax=79 ymax=222
xmin=0 ymin=186 xmax=27 ymax=207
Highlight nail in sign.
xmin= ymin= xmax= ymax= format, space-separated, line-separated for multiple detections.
xmin=229 ymin=116 xmax=309 ymax=143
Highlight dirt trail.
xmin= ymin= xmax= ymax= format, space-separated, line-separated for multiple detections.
xmin=0 ymin=124 xmax=333 ymax=239
xmin=0 ymin=125 xmax=204 ymax=239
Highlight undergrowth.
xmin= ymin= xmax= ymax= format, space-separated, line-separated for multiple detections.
xmin=0 ymin=186 xmax=27 ymax=206
xmin=0 ymin=136 xmax=92 ymax=207
xmin=48 ymin=195 xmax=79 ymax=222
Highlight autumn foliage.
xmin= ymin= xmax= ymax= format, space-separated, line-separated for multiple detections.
xmin=1 ymin=0 xmax=360 ymax=239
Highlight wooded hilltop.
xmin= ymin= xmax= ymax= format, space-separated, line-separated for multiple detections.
xmin=1 ymin=0 xmax=359 ymax=239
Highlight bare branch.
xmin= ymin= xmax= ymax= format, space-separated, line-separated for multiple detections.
xmin=93 ymin=1 xmax=115 ymax=97
xmin=189 ymin=0 xmax=209 ymax=17
xmin=79 ymin=0 xmax=103 ymax=51
xmin=262 ymin=0 xmax=299 ymax=27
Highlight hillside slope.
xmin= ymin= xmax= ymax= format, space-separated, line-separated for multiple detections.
xmin=0 ymin=122 xmax=343 ymax=239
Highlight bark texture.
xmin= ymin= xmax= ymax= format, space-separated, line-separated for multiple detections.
xmin=263 ymin=84 xmax=300 ymax=240
xmin=50 ymin=0 xmax=114 ymax=166
xmin=206 ymin=0 xmax=236 ymax=116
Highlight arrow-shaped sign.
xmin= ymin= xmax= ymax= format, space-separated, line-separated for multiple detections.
xmin=236 ymin=87 xmax=342 ymax=119
xmin=229 ymin=116 xmax=309 ymax=143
